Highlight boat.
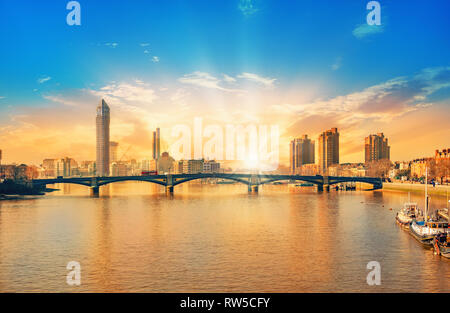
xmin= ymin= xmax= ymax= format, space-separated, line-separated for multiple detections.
xmin=433 ymin=233 xmax=450 ymax=258
xmin=409 ymin=168 xmax=450 ymax=246
xmin=396 ymin=202 xmax=419 ymax=228
xmin=410 ymin=220 xmax=450 ymax=246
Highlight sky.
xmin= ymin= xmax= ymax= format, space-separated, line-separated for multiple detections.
xmin=0 ymin=0 xmax=449 ymax=166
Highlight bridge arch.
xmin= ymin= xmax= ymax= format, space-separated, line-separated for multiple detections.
xmin=258 ymin=177 xmax=322 ymax=186
xmin=327 ymin=176 xmax=383 ymax=189
xmin=97 ymin=177 xmax=167 ymax=187
xmin=172 ymin=175 xmax=250 ymax=186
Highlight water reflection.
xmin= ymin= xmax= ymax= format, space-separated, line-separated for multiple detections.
xmin=0 ymin=182 xmax=448 ymax=292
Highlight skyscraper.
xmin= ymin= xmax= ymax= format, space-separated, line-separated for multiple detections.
xmin=290 ymin=135 xmax=315 ymax=174
xmin=152 ymin=128 xmax=160 ymax=160
xmin=318 ymin=128 xmax=339 ymax=174
xmin=96 ymin=99 xmax=110 ymax=176
xmin=365 ymin=133 xmax=390 ymax=163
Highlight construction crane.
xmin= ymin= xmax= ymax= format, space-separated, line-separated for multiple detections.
xmin=118 ymin=145 xmax=132 ymax=162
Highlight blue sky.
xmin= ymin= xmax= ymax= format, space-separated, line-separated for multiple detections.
xmin=1 ymin=0 xmax=449 ymax=99
xmin=0 ymin=0 xmax=449 ymax=164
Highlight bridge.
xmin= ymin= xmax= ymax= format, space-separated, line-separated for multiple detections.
xmin=32 ymin=174 xmax=383 ymax=196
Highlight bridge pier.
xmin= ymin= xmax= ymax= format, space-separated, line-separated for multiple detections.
xmin=248 ymin=185 xmax=259 ymax=193
xmin=317 ymin=184 xmax=324 ymax=192
xmin=166 ymin=185 xmax=174 ymax=195
xmin=90 ymin=186 xmax=99 ymax=197
xmin=324 ymin=185 xmax=330 ymax=192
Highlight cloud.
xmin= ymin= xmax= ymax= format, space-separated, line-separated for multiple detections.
xmin=140 ymin=43 xmax=150 ymax=47
xmin=238 ymin=72 xmax=276 ymax=87
xmin=92 ymin=80 xmax=158 ymax=106
xmin=37 ymin=76 xmax=51 ymax=84
xmin=105 ymin=42 xmax=119 ymax=48
xmin=331 ymin=57 xmax=342 ymax=71
xmin=352 ymin=24 xmax=384 ymax=39
xmin=238 ymin=0 xmax=258 ymax=16
xmin=152 ymin=56 xmax=160 ymax=63
xmin=170 ymin=88 xmax=191 ymax=107
xmin=280 ymin=67 xmax=450 ymax=124
xmin=178 ymin=71 xmax=242 ymax=92
xmin=143 ymin=49 xmax=150 ymax=54
xmin=0 ymin=96 xmax=5 ymax=100
xmin=43 ymin=95 xmax=80 ymax=106
xmin=223 ymin=74 xmax=236 ymax=83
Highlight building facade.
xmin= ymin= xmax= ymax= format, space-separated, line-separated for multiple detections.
xmin=152 ymin=128 xmax=161 ymax=160
xmin=110 ymin=141 xmax=119 ymax=163
xmin=435 ymin=149 xmax=450 ymax=163
xmin=289 ymin=135 xmax=315 ymax=174
xmin=96 ymin=99 xmax=110 ymax=176
xmin=318 ymin=128 xmax=339 ymax=174
xmin=203 ymin=160 xmax=221 ymax=173
xmin=365 ymin=133 xmax=390 ymax=163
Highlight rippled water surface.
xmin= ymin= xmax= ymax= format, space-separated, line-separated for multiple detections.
xmin=0 ymin=182 xmax=449 ymax=292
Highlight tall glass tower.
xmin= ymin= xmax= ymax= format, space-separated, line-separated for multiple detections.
xmin=96 ymin=99 xmax=110 ymax=176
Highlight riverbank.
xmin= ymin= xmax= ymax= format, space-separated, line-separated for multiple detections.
xmin=0 ymin=194 xmax=40 ymax=201
xmin=383 ymin=182 xmax=450 ymax=197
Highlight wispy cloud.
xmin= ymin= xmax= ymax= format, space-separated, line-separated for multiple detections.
xmin=43 ymin=95 xmax=81 ymax=106
xmin=277 ymin=67 xmax=450 ymax=123
xmin=105 ymin=42 xmax=119 ymax=48
xmin=152 ymin=56 xmax=160 ymax=63
xmin=178 ymin=72 xmax=241 ymax=92
xmin=223 ymin=74 xmax=236 ymax=83
xmin=37 ymin=76 xmax=51 ymax=84
xmin=92 ymin=80 xmax=158 ymax=106
xmin=140 ymin=43 xmax=150 ymax=47
xmin=238 ymin=72 xmax=276 ymax=87
xmin=238 ymin=0 xmax=258 ymax=16
xmin=331 ymin=57 xmax=342 ymax=71
xmin=352 ymin=24 xmax=384 ymax=39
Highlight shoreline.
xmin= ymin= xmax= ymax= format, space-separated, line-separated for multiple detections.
xmin=382 ymin=182 xmax=450 ymax=197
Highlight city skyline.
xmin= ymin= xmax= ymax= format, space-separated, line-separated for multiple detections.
xmin=0 ymin=1 xmax=449 ymax=165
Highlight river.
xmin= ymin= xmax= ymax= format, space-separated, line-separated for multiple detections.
xmin=0 ymin=182 xmax=448 ymax=292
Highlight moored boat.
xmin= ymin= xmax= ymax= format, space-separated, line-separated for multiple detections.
xmin=433 ymin=233 xmax=450 ymax=258
xmin=409 ymin=168 xmax=450 ymax=246
xmin=396 ymin=202 xmax=419 ymax=228
xmin=410 ymin=220 xmax=449 ymax=246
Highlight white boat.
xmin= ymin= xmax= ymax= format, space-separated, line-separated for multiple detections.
xmin=396 ymin=202 xmax=419 ymax=228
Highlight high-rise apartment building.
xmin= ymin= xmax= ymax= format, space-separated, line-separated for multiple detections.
xmin=96 ymin=99 xmax=110 ymax=176
xmin=365 ymin=133 xmax=390 ymax=163
xmin=152 ymin=128 xmax=161 ymax=160
xmin=289 ymin=135 xmax=315 ymax=174
xmin=318 ymin=128 xmax=339 ymax=174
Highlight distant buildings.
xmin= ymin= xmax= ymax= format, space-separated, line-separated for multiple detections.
xmin=158 ymin=152 xmax=175 ymax=174
xmin=289 ymin=135 xmax=315 ymax=174
xmin=56 ymin=157 xmax=77 ymax=177
xmin=203 ymin=160 xmax=221 ymax=173
xmin=110 ymin=141 xmax=119 ymax=163
xmin=435 ymin=149 xmax=450 ymax=162
xmin=318 ymin=128 xmax=339 ymax=174
xmin=365 ymin=133 xmax=390 ymax=163
xmin=96 ymin=99 xmax=110 ymax=176
xmin=410 ymin=158 xmax=433 ymax=178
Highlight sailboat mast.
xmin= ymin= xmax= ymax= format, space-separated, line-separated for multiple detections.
xmin=425 ymin=167 xmax=428 ymax=222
